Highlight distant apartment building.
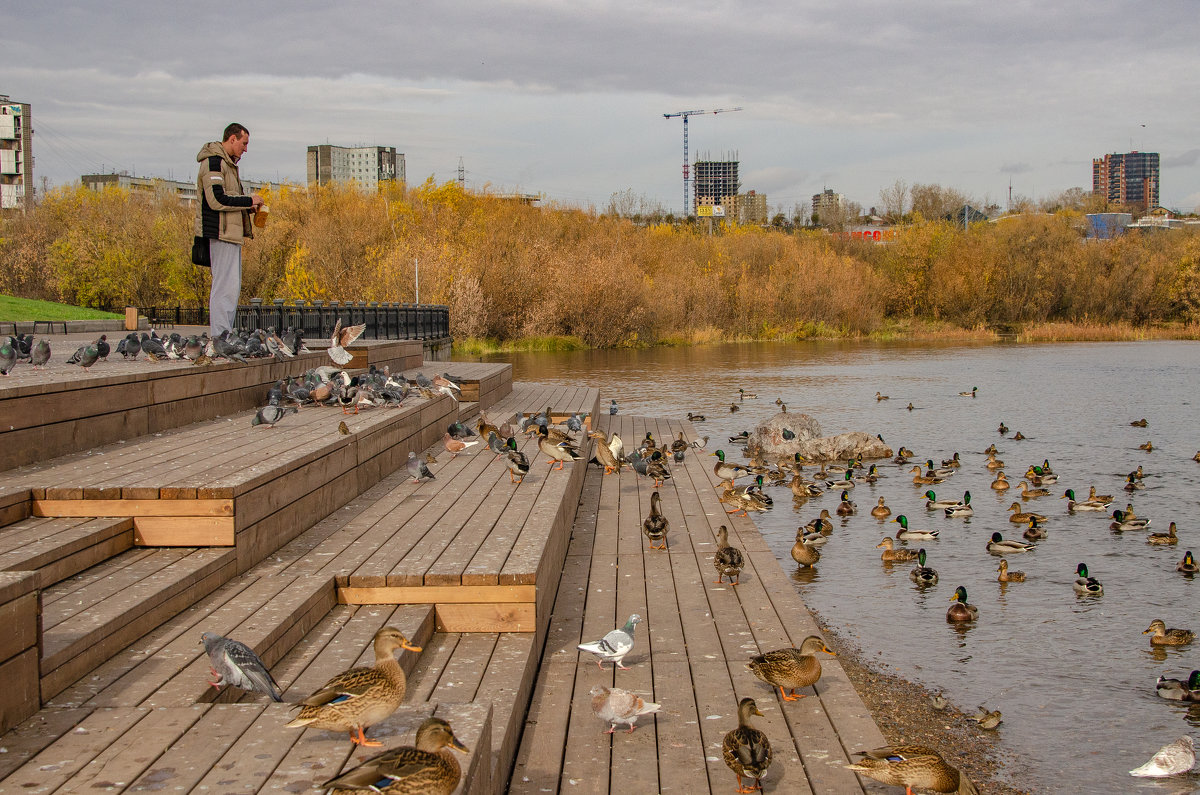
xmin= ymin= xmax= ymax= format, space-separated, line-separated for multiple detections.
xmin=81 ymin=172 xmax=275 ymax=204
xmin=0 ymin=96 xmax=33 ymax=211
xmin=306 ymin=144 xmax=404 ymax=190
xmin=693 ymin=155 xmax=739 ymax=215
xmin=1092 ymin=151 xmax=1159 ymax=209
xmin=811 ymin=188 xmax=844 ymax=223
xmin=734 ymin=190 xmax=768 ymax=224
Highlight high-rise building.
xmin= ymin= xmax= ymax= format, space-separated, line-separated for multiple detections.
xmin=306 ymin=144 xmax=404 ymax=190
xmin=693 ymin=155 xmax=739 ymax=215
xmin=734 ymin=190 xmax=768 ymax=224
xmin=811 ymin=188 xmax=844 ymax=221
xmin=0 ymin=96 xmax=33 ymax=212
xmin=1092 ymin=151 xmax=1159 ymax=209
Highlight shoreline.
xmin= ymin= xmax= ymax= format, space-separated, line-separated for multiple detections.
xmin=816 ymin=615 xmax=1031 ymax=795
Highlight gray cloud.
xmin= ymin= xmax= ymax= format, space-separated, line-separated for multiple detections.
xmin=1164 ymin=149 xmax=1200 ymax=168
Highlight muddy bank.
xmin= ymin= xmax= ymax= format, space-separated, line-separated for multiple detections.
xmin=817 ymin=616 xmax=1031 ymax=795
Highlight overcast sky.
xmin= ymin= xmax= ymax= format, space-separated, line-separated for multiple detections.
xmin=5 ymin=1 xmax=1199 ymax=213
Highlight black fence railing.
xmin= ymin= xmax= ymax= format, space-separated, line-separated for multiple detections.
xmin=136 ymin=301 xmax=450 ymax=341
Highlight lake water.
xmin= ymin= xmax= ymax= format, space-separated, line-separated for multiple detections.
xmin=476 ymin=340 xmax=1200 ymax=793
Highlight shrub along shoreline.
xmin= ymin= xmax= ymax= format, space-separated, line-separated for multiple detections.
xmin=3 ymin=181 xmax=1198 ymax=347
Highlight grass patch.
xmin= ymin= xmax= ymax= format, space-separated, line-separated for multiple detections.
xmin=1015 ymin=321 xmax=1200 ymax=342
xmin=453 ymin=335 xmax=588 ymax=355
xmin=0 ymin=295 xmax=123 ymax=321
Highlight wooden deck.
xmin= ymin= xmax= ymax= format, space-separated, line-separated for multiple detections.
xmin=511 ymin=414 xmax=890 ymax=794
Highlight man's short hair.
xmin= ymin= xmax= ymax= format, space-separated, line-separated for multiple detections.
xmin=223 ymin=123 xmax=249 ymax=142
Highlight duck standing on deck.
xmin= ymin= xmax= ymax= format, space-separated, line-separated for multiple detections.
xmin=321 ymin=717 xmax=469 ymax=795
xmin=847 ymin=745 xmax=978 ymax=794
xmin=723 ymin=698 xmax=772 ymax=794
xmin=643 ymin=491 xmax=670 ymax=550
xmin=747 ymin=635 xmax=836 ymax=701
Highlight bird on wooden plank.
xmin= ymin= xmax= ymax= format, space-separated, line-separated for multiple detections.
xmin=443 ymin=432 xmax=478 ymax=458
xmin=643 ymin=491 xmax=670 ymax=550
xmin=536 ymin=424 xmax=580 ymax=470
xmin=252 ymin=402 xmax=298 ymax=428
xmin=590 ymin=685 xmax=660 ymax=734
xmin=724 ymin=698 xmax=772 ymax=794
xmin=0 ymin=338 xmax=16 ymax=375
xmin=588 ymin=430 xmax=621 ymax=473
xmin=609 ymin=399 xmax=618 ymax=415
xmin=338 ymin=421 xmax=350 ymax=436
xmin=407 ymin=451 xmax=435 ymax=482
xmin=31 ymin=338 xmax=50 ymax=369
xmin=327 ymin=318 xmax=367 ymax=366
xmin=714 ymin=525 xmax=744 ymax=584
xmin=200 ymin=632 xmax=282 ymax=701
xmin=477 ymin=413 xmax=499 ymax=440
xmin=486 ymin=431 xmax=507 ymax=459
xmin=320 ymin=717 xmax=469 ymax=794
xmin=447 ymin=421 xmax=477 ymax=440
xmin=505 ymin=437 xmax=531 ymax=483
xmin=578 ymin=614 xmax=642 ymax=670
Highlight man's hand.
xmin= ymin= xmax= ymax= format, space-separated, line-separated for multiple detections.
xmin=251 ymin=193 xmax=265 ymax=210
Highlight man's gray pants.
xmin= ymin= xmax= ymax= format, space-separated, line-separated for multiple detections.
xmin=208 ymin=239 xmax=241 ymax=338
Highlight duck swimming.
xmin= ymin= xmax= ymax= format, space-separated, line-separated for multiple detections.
xmin=997 ymin=559 xmax=1026 ymax=582
xmin=870 ymin=497 xmax=892 ymax=519
xmin=909 ymin=548 xmax=939 ymax=585
xmin=1008 ymin=502 xmax=1047 ymax=524
xmin=893 ymin=515 xmax=939 ymax=540
xmin=876 ymin=537 xmax=918 ymax=562
xmin=1073 ymin=563 xmax=1103 ymax=595
xmin=987 ymin=532 xmax=1036 ymax=554
xmin=947 ymin=586 xmax=978 ymax=622
xmin=1143 ymin=619 xmax=1195 ymax=646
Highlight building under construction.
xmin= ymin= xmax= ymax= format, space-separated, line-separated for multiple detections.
xmin=693 ymin=153 xmax=739 ymax=214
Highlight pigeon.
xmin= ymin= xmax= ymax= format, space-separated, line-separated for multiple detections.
xmin=1130 ymin=735 xmax=1195 ymax=777
xmin=251 ymin=402 xmax=297 ymax=428
xmin=447 ymin=421 xmax=477 ymax=439
xmin=140 ymin=332 xmax=167 ymax=358
xmin=565 ymin=412 xmax=588 ymax=434
xmin=327 ymin=318 xmax=367 ymax=365
xmin=609 ymin=399 xmax=618 ymax=415
xmin=200 ymin=631 xmax=282 ymax=701
xmin=74 ymin=344 xmax=100 ymax=371
xmin=443 ymin=431 xmax=478 ymax=458
xmin=213 ymin=331 xmax=247 ymax=363
xmin=0 ymin=339 xmax=15 ymax=375
xmin=408 ymin=450 xmax=435 ymax=482
xmin=122 ymin=332 xmax=142 ymax=360
xmin=578 ymin=614 xmax=642 ymax=670
xmin=486 ymin=431 xmax=507 ymax=459
xmin=30 ymin=338 xmax=50 ymax=368
xmin=10 ymin=334 xmax=31 ymax=360
xmin=589 ymin=685 xmax=660 ymax=734
xmin=183 ymin=335 xmax=204 ymax=360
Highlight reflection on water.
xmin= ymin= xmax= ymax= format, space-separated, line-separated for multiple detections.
xmin=477 ymin=340 xmax=1200 ymax=792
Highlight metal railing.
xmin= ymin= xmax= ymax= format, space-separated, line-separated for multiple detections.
xmin=135 ymin=301 xmax=450 ymax=341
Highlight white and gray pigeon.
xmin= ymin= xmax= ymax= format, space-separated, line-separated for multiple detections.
xmin=578 ymin=613 xmax=642 ymax=670
xmin=251 ymin=402 xmax=297 ymax=428
xmin=590 ymin=685 xmax=661 ymax=734
xmin=407 ymin=450 xmax=435 ymax=482
xmin=200 ymin=632 xmax=282 ymax=701
xmin=1130 ymin=735 xmax=1195 ymax=777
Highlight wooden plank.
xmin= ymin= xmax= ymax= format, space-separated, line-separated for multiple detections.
xmin=190 ymin=703 xmax=302 ymax=791
xmin=32 ymin=498 xmax=234 ymax=517
xmin=509 ymin=660 xmax=575 ymax=794
xmin=0 ymin=706 xmax=149 ymax=793
xmin=126 ymin=704 xmax=266 ymax=792
xmin=339 ymin=584 xmax=536 ymax=604
xmin=436 ymin=602 xmax=536 ymax=633
xmin=0 ymin=706 xmax=91 ymax=781
xmin=0 ymin=648 xmax=40 ymax=734
xmin=134 ymin=516 xmax=235 ymax=546
xmin=429 ymin=632 xmax=498 ymax=700
xmin=0 ymin=591 xmax=39 ymax=663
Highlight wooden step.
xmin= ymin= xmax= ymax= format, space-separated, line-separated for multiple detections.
xmin=0 ymin=516 xmax=134 ymax=587
xmin=39 ymin=546 xmax=237 ymax=700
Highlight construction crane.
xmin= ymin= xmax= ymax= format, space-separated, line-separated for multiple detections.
xmin=663 ymin=107 xmax=743 ymax=215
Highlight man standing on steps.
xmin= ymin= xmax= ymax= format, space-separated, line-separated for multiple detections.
xmin=195 ymin=122 xmax=263 ymax=338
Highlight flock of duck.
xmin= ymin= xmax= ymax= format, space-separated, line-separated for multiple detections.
xmin=699 ymin=387 xmax=1200 ymax=787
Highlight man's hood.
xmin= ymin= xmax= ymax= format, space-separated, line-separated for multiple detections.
xmin=196 ymin=141 xmax=231 ymax=164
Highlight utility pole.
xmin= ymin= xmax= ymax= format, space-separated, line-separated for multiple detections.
xmin=457 ymin=157 xmax=465 ymax=189
xmin=663 ymin=107 xmax=743 ymax=216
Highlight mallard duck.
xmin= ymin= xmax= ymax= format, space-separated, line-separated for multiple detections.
xmin=894 ymin=446 xmax=914 ymax=464
xmin=1110 ymin=509 xmax=1150 ymax=531
xmin=1008 ymin=502 xmax=1046 ymax=524
xmin=923 ymin=490 xmax=959 ymax=510
xmin=1130 ymin=418 xmax=1149 ymax=427
xmin=997 ymin=422 xmax=1009 ymax=435
xmin=990 ymin=472 xmax=1010 ymax=490
xmin=587 ymin=430 xmax=621 ymax=474
xmin=1061 ymin=488 xmax=1109 ymax=512
xmin=945 ymin=492 xmax=973 ymax=517
xmin=643 ymin=491 xmax=670 ymax=550
xmin=644 ymin=450 xmax=671 ymax=487
xmin=1148 ymin=522 xmax=1179 ymax=545
xmin=946 ymin=586 xmax=978 ymax=622
xmin=730 ymin=403 xmax=740 ymax=412
xmin=829 ymin=471 xmax=857 ymax=490
xmin=985 ymin=453 xmax=1005 ymax=470
xmin=1018 ymin=480 xmax=1050 ymax=499
xmin=1139 ymin=440 xmax=1154 ymax=452
xmin=856 ymin=463 xmax=880 ymax=484
xmin=670 ymin=432 xmax=689 ymax=454
xmin=924 ymin=460 xmax=955 ymax=478
xmin=1012 ymin=431 xmax=1026 ymax=440
xmin=791 ymin=537 xmax=821 ymax=568
xmin=712 ymin=449 xmax=751 ymax=482
xmin=893 ymin=515 xmax=938 ymax=540
xmin=796 ymin=527 xmax=829 ymax=547
xmin=870 ymin=497 xmax=892 ymax=519
xmin=987 ymin=531 xmax=1035 ymax=554
xmin=941 ymin=452 xmax=961 ymax=468
xmin=536 ymin=425 xmax=581 ymax=471
xmin=1073 ymin=563 xmax=1103 ymax=595
xmin=836 ymin=490 xmax=857 ymax=515
xmin=687 ymin=412 xmax=707 ymax=422
xmin=723 ymin=698 xmax=772 ymax=794
xmin=959 ymin=386 xmax=978 ymax=398
xmin=728 ymin=431 xmax=750 ymax=444
xmin=847 ymin=745 xmax=978 ymax=794
xmin=876 ymin=391 xmax=890 ymax=401
xmin=910 ymin=466 xmax=946 ymax=485
xmin=713 ymin=525 xmax=745 ymax=584
xmin=1124 ymin=473 xmax=1145 ymax=491
xmin=983 ymin=443 xmax=998 ymax=454
xmin=1156 ymin=670 xmax=1200 ymax=700
xmin=877 ymin=537 xmax=918 ymax=562
xmin=909 ymin=549 xmax=939 ymax=585
xmin=504 ymin=438 xmax=531 ymax=483
xmin=789 ymin=475 xmax=822 ymax=499
xmin=321 ymin=717 xmax=468 ymax=795
xmin=286 ymin=626 xmax=422 ymax=746
xmin=1143 ymin=619 xmax=1195 ymax=646
xmin=1194 ymin=451 xmax=1200 ymax=462
xmin=747 ymin=636 xmax=836 ymax=701
xmin=1023 ymin=517 xmax=1048 ymax=540
xmin=997 ymin=559 xmax=1025 ymax=582
xmin=1087 ymin=486 xmax=1114 ymax=503
xmin=1178 ymin=550 xmax=1199 ymax=574
xmin=738 ymin=388 xmax=757 ymax=400
xmin=805 ymin=509 xmax=834 ymax=535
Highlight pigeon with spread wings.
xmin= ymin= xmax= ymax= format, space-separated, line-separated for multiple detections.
xmin=327 ymin=318 xmax=367 ymax=366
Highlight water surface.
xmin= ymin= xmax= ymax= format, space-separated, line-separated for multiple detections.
xmin=475 ymin=340 xmax=1200 ymax=792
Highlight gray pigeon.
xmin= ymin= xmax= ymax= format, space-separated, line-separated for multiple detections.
xmin=407 ymin=450 xmax=435 ymax=482
xmin=75 ymin=344 xmax=100 ymax=371
xmin=589 ymin=685 xmax=660 ymax=734
xmin=251 ymin=402 xmax=297 ymax=428
xmin=610 ymin=399 xmax=618 ymax=415
xmin=487 ymin=431 xmax=507 ymax=459
xmin=31 ymin=338 xmax=50 ymax=368
xmin=140 ymin=332 xmax=167 ymax=358
xmin=200 ymin=632 xmax=282 ymax=701
xmin=578 ymin=614 xmax=642 ymax=670
xmin=0 ymin=339 xmax=16 ymax=375
xmin=121 ymin=333 xmax=141 ymax=360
